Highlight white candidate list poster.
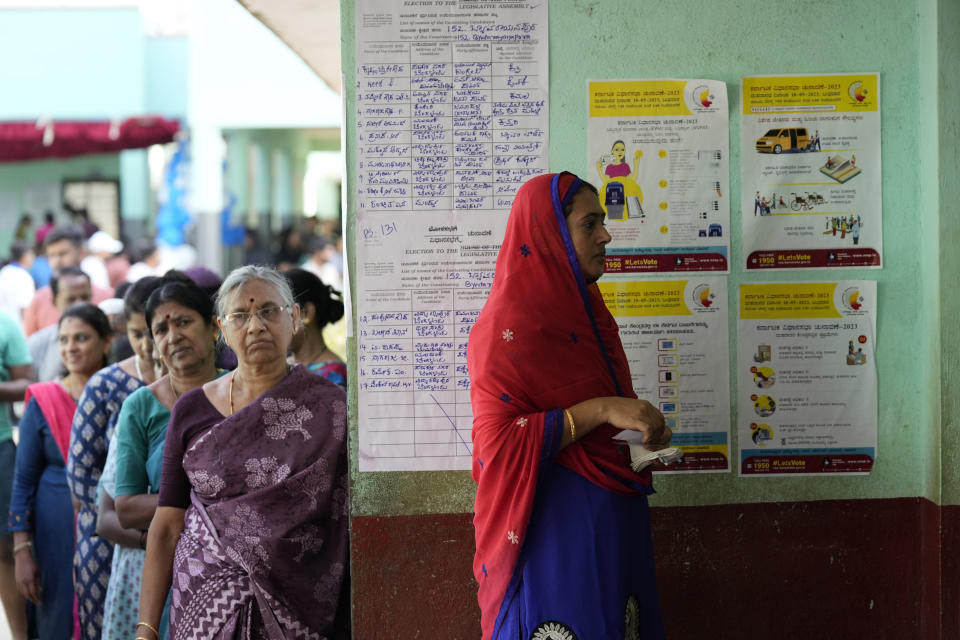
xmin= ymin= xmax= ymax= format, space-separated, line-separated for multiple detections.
xmin=354 ymin=0 xmax=549 ymax=471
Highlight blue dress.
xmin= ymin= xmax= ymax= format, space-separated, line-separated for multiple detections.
xmin=495 ymin=463 xmax=664 ymax=639
xmin=9 ymin=398 xmax=75 ymax=640
xmin=68 ymin=363 xmax=144 ymax=640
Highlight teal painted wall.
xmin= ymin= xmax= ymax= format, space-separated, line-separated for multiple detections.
xmin=0 ymin=7 xmax=170 ymax=245
xmin=146 ymin=37 xmax=189 ymax=119
xmin=342 ymin=0 xmax=953 ymax=514
xmin=0 ymin=10 xmax=186 ymax=120
xmin=0 ymin=9 xmax=144 ymax=119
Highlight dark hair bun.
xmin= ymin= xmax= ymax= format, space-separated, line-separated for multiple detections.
xmin=282 ymin=268 xmax=344 ymax=328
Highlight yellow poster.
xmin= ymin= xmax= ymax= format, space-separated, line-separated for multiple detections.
xmin=737 ymin=281 xmax=878 ymax=476
xmin=741 ymin=73 xmax=882 ymax=271
xmin=598 ymin=278 xmax=730 ymax=473
xmin=588 ymin=79 xmax=730 ymax=274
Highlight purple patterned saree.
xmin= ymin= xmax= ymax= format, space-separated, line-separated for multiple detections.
xmin=168 ymin=366 xmax=349 ymax=639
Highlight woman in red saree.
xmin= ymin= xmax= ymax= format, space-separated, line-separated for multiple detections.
xmin=468 ymin=172 xmax=671 ymax=639
xmin=138 ymin=266 xmax=349 ymax=640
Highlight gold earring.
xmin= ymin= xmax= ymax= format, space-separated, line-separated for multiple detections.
xmin=303 ymin=318 xmax=311 ymax=326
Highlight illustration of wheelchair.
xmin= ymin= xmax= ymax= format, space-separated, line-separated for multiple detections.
xmin=791 ymin=192 xmax=812 ymax=211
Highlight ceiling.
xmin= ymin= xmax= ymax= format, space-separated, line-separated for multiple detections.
xmin=236 ymin=0 xmax=341 ymax=94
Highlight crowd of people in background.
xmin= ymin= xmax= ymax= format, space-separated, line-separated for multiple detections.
xmin=0 ymin=213 xmax=349 ymax=639
xmin=244 ymin=219 xmax=344 ymax=291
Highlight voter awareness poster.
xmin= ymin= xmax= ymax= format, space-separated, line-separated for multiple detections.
xmin=741 ymin=73 xmax=881 ymax=270
xmin=587 ymin=79 xmax=730 ymax=273
xmin=598 ymin=277 xmax=730 ymax=472
xmin=737 ymin=281 xmax=877 ymax=476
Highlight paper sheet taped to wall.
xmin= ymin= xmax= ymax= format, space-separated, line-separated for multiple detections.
xmin=586 ymin=79 xmax=731 ymax=274
xmin=740 ymin=73 xmax=882 ymax=270
xmin=354 ymin=0 xmax=549 ymax=471
xmin=737 ymin=281 xmax=878 ymax=475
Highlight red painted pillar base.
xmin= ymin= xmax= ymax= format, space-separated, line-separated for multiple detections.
xmin=351 ymin=498 xmax=948 ymax=639
xmin=351 ymin=513 xmax=481 ymax=639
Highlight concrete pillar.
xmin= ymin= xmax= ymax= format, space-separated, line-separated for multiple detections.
xmin=188 ymin=124 xmax=225 ymax=271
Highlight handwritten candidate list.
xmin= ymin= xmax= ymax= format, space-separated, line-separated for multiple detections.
xmin=354 ymin=0 xmax=549 ymax=471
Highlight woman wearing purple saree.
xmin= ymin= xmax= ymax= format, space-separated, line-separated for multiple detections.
xmin=138 ymin=265 xmax=350 ymax=640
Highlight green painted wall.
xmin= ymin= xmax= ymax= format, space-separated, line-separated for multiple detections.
xmin=0 ymin=154 xmax=120 ymax=252
xmin=342 ymin=0 xmax=954 ymax=515
xmin=937 ymin=0 xmax=960 ymax=505
xmin=119 ymin=149 xmax=150 ymax=222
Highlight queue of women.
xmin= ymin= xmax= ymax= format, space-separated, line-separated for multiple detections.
xmin=5 ymin=171 xmax=671 ymax=639
xmin=6 ymin=263 xmax=348 ymax=639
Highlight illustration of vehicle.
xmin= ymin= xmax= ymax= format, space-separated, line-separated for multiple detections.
xmin=708 ymin=224 xmax=722 ymax=237
xmin=756 ymin=127 xmax=810 ymax=154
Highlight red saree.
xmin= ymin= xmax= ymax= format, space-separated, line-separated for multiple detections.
xmin=468 ymin=172 xmax=654 ymax=638
xmin=25 ymin=381 xmax=75 ymax=464
xmin=22 ymin=381 xmax=79 ymax=639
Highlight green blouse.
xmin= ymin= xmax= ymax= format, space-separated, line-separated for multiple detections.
xmin=113 ymin=385 xmax=170 ymax=497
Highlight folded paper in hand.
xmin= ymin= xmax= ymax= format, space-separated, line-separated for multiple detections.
xmin=612 ymin=431 xmax=684 ymax=471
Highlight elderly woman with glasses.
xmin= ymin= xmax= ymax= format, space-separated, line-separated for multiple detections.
xmin=137 ymin=265 xmax=350 ymax=640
